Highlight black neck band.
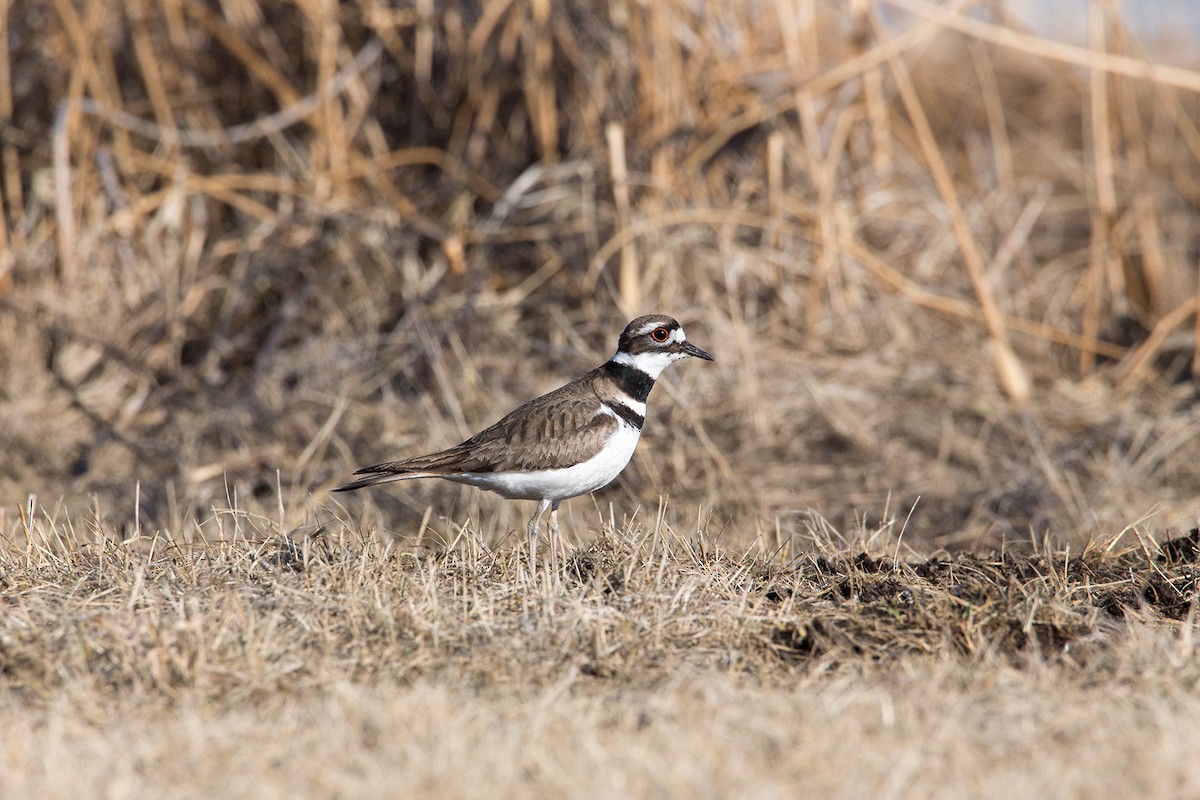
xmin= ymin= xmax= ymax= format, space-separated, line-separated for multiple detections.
xmin=603 ymin=359 xmax=655 ymax=403
xmin=604 ymin=401 xmax=645 ymax=430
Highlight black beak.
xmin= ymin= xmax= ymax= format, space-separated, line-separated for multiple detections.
xmin=683 ymin=341 xmax=715 ymax=361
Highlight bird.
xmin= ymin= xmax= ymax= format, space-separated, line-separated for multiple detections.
xmin=332 ymin=314 xmax=714 ymax=570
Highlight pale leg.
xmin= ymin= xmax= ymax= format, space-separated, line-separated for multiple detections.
xmin=549 ymin=501 xmax=561 ymax=573
xmin=527 ymin=498 xmax=551 ymax=571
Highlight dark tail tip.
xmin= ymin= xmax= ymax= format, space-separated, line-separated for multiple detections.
xmin=331 ymin=463 xmax=393 ymax=492
xmin=331 ymin=476 xmax=374 ymax=493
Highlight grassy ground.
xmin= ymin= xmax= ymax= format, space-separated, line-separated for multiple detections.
xmin=3 ymin=0 xmax=1200 ymax=796
xmin=2 ymin=521 xmax=1199 ymax=798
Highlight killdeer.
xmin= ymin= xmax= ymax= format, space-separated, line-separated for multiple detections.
xmin=333 ymin=314 xmax=714 ymax=568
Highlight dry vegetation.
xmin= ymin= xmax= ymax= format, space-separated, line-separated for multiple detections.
xmin=2 ymin=0 xmax=1200 ymax=797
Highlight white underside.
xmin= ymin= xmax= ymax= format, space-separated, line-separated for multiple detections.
xmin=448 ymin=416 xmax=642 ymax=501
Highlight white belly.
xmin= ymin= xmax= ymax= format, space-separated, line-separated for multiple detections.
xmin=450 ymin=423 xmax=641 ymax=501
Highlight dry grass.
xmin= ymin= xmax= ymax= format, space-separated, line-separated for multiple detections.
xmin=2 ymin=517 xmax=1200 ymax=798
xmin=3 ymin=0 xmax=1200 ymax=795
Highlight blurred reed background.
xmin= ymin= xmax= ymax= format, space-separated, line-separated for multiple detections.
xmin=2 ymin=0 xmax=1200 ymax=551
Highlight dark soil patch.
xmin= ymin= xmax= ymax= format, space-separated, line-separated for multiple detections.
xmin=758 ymin=538 xmax=1197 ymax=666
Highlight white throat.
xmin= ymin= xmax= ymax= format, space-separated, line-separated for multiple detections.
xmin=611 ymin=349 xmax=677 ymax=379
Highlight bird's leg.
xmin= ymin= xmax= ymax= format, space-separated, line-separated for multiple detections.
xmin=549 ymin=501 xmax=561 ymax=574
xmin=527 ymin=498 xmax=551 ymax=574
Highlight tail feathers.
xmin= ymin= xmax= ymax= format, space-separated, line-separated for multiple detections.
xmin=331 ymin=468 xmax=447 ymax=493
xmin=333 ymin=447 xmax=477 ymax=493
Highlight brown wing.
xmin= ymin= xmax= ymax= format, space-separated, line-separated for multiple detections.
xmin=353 ymin=370 xmax=615 ymax=475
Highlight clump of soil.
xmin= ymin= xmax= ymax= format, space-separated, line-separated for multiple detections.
xmin=747 ymin=538 xmax=1198 ymax=667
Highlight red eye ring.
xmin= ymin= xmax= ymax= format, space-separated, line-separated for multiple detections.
xmin=651 ymin=327 xmax=670 ymax=342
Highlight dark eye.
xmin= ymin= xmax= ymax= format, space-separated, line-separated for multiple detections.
xmin=650 ymin=327 xmax=670 ymax=342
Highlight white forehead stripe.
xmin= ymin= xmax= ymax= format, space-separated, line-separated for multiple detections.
xmin=671 ymin=327 xmax=686 ymax=343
